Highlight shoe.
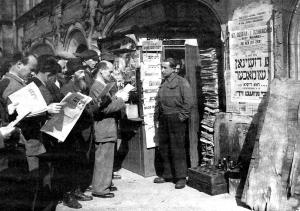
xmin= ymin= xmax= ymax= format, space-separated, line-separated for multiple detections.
xmin=153 ymin=177 xmax=172 ymax=183
xmin=175 ymin=179 xmax=186 ymax=189
xmin=73 ymin=188 xmax=93 ymax=201
xmin=109 ymin=186 xmax=118 ymax=192
xmin=92 ymin=192 xmax=115 ymax=198
xmin=63 ymin=192 xmax=82 ymax=209
xmin=113 ymin=173 xmax=122 ymax=180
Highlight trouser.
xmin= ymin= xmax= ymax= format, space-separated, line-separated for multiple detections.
xmin=92 ymin=141 xmax=115 ymax=195
xmin=49 ymin=133 xmax=92 ymax=198
xmin=158 ymin=113 xmax=187 ymax=179
xmin=25 ymin=138 xmax=46 ymax=172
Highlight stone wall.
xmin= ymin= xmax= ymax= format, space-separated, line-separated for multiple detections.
xmin=15 ymin=0 xmax=300 ymax=167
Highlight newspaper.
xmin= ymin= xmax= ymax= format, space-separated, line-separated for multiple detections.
xmin=41 ymin=92 xmax=92 ymax=142
xmin=8 ymin=82 xmax=48 ymax=117
xmin=122 ymin=83 xmax=135 ymax=93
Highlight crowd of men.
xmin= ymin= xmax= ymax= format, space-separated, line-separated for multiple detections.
xmin=0 ymin=46 xmax=193 ymax=210
xmin=0 ymin=48 xmax=128 ymax=209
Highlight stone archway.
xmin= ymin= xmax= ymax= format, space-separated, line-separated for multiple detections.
xmin=103 ymin=0 xmax=222 ymax=47
xmin=64 ymin=26 xmax=88 ymax=53
xmin=99 ymin=0 xmax=224 ymax=169
xmin=289 ymin=0 xmax=300 ymax=80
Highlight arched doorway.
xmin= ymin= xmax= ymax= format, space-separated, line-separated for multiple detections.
xmin=100 ymin=0 xmax=223 ymax=174
xmin=289 ymin=0 xmax=300 ymax=80
xmin=105 ymin=0 xmax=221 ymax=47
xmin=65 ymin=29 xmax=88 ymax=53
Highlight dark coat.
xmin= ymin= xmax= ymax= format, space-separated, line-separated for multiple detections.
xmin=154 ymin=73 xmax=193 ymax=122
xmin=89 ymin=80 xmax=125 ymax=143
xmin=0 ymin=72 xmax=26 ymax=103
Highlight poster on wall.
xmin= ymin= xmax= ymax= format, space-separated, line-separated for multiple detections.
xmin=228 ymin=6 xmax=273 ymax=103
xmin=141 ymin=39 xmax=162 ymax=148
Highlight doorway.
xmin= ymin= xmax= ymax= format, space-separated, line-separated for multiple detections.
xmin=102 ymin=0 xmax=223 ymax=175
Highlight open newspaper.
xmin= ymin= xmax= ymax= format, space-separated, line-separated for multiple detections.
xmin=41 ymin=92 xmax=92 ymax=142
xmin=8 ymin=82 xmax=48 ymax=117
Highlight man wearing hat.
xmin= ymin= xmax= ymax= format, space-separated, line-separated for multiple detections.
xmin=74 ymin=49 xmax=99 ymax=72
xmin=60 ymin=59 xmax=94 ymax=209
xmin=73 ymin=49 xmax=99 ymax=90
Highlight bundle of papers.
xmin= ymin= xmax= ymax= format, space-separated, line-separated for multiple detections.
xmin=199 ymin=48 xmax=220 ymax=163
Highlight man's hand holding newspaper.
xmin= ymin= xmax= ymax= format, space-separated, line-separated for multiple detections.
xmin=115 ymin=84 xmax=135 ymax=102
xmin=115 ymin=91 xmax=129 ymax=102
xmin=47 ymin=103 xmax=64 ymax=114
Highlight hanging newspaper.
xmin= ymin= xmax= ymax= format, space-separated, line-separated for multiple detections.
xmin=228 ymin=5 xmax=273 ymax=103
xmin=141 ymin=50 xmax=162 ymax=148
xmin=41 ymin=92 xmax=92 ymax=142
xmin=8 ymin=82 xmax=48 ymax=117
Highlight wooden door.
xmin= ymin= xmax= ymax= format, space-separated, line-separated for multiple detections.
xmin=185 ymin=44 xmax=201 ymax=168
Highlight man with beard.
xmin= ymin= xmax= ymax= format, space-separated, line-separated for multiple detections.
xmin=61 ymin=58 xmax=89 ymax=95
xmin=89 ymin=60 xmax=128 ymax=198
xmin=74 ymin=49 xmax=99 ymax=88
xmin=60 ymin=59 xmax=94 ymax=209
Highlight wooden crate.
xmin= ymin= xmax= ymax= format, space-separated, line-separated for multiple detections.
xmin=187 ymin=166 xmax=228 ymax=195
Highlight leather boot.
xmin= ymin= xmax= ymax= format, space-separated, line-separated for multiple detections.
xmin=175 ymin=179 xmax=186 ymax=189
xmin=73 ymin=188 xmax=93 ymax=201
xmin=63 ymin=192 xmax=82 ymax=209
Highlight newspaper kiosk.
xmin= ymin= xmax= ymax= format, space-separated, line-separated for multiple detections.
xmin=98 ymin=35 xmax=204 ymax=177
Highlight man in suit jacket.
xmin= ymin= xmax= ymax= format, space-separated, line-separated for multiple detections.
xmin=89 ymin=60 xmax=128 ymax=198
xmin=0 ymin=52 xmax=40 ymax=171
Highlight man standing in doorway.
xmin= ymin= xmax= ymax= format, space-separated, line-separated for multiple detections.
xmin=154 ymin=58 xmax=193 ymax=189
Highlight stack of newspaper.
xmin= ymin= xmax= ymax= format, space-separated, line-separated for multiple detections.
xmin=199 ymin=48 xmax=220 ymax=165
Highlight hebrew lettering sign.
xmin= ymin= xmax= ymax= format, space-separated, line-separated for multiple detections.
xmin=229 ymin=5 xmax=273 ymax=102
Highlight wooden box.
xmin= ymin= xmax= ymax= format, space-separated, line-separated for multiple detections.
xmin=187 ymin=166 xmax=228 ymax=195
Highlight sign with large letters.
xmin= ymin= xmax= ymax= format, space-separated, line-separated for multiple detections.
xmin=229 ymin=6 xmax=273 ymax=102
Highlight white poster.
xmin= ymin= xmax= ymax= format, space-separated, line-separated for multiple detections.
xmin=141 ymin=52 xmax=162 ymax=148
xmin=229 ymin=6 xmax=273 ymax=103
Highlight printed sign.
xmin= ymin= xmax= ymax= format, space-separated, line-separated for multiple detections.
xmin=141 ymin=52 xmax=162 ymax=148
xmin=229 ymin=6 xmax=273 ymax=102
xmin=142 ymin=40 xmax=162 ymax=52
